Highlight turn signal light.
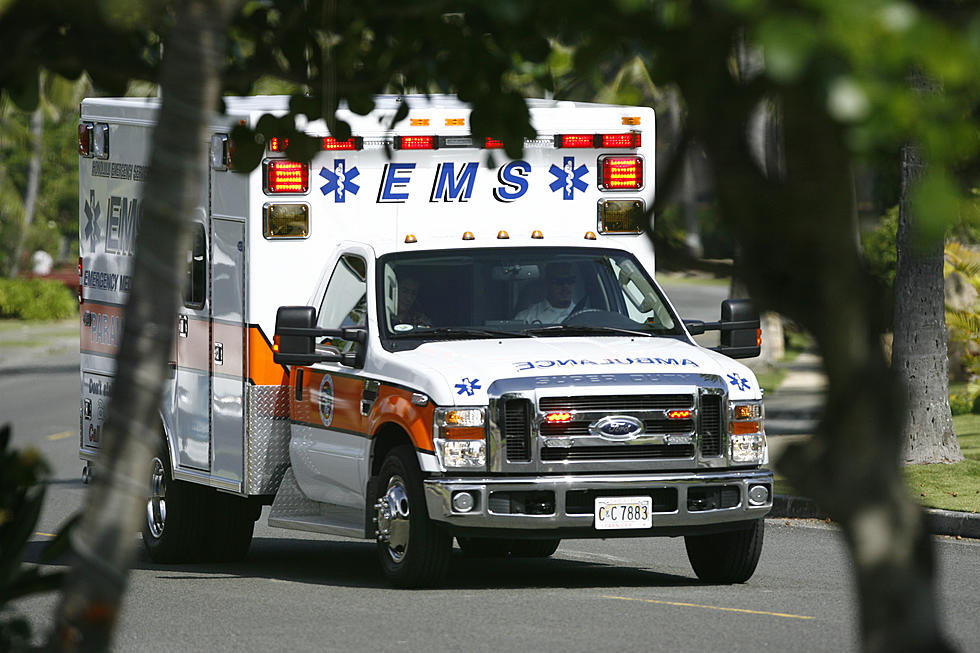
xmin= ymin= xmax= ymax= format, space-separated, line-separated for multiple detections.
xmin=732 ymin=421 xmax=761 ymax=435
xmin=323 ymin=136 xmax=363 ymax=151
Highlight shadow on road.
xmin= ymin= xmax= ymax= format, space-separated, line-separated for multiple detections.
xmin=23 ymin=535 xmax=701 ymax=591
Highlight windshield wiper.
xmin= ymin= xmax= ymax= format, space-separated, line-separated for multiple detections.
xmin=522 ymin=324 xmax=654 ymax=338
xmin=390 ymin=326 xmax=520 ymax=340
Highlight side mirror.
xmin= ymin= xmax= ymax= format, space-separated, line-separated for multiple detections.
xmin=718 ymin=299 xmax=761 ymax=359
xmin=273 ymin=305 xmax=367 ymax=368
xmin=684 ymin=299 xmax=761 ymax=359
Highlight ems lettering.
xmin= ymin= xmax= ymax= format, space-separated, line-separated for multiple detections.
xmin=430 ymin=162 xmax=478 ymax=202
xmin=513 ymin=356 xmax=700 ymax=371
xmin=106 ymin=195 xmax=141 ymax=255
xmin=492 ymin=160 xmax=531 ymax=202
xmin=377 ymin=163 xmax=416 ymax=203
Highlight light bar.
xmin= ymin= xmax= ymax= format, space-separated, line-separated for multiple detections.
xmin=599 ymin=155 xmax=643 ymax=190
xmin=323 ymin=136 xmax=363 ymax=151
xmin=264 ymin=160 xmax=309 ymax=194
xmin=601 ymin=132 xmax=641 ymax=148
xmin=394 ymin=135 xmax=437 ymax=150
xmin=484 ymin=137 xmax=505 ymax=149
xmin=556 ymin=134 xmax=598 ymax=148
xmin=269 ymin=137 xmax=288 ymax=152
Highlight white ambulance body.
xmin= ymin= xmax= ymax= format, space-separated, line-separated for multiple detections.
xmin=79 ymin=95 xmax=772 ymax=586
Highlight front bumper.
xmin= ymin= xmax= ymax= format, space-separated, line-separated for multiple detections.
xmin=424 ymin=468 xmax=772 ymax=534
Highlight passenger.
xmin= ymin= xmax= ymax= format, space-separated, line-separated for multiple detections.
xmin=392 ymin=277 xmax=431 ymax=327
xmin=515 ymin=263 xmax=577 ymax=324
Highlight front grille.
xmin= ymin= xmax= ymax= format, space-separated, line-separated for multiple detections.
xmin=502 ymin=399 xmax=532 ymax=461
xmin=539 ymin=394 xmax=694 ymax=412
xmin=699 ymin=394 xmax=723 ymax=456
xmin=541 ymin=444 xmax=695 ymax=461
xmin=540 ymin=418 xmax=694 ymax=437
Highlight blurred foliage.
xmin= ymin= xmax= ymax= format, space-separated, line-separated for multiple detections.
xmin=862 ymin=206 xmax=900 ymax=291
xmin=0 ymin=279 xmax=77 ymax=320
xmin=0 ymin=424 xmax=76 ymax=652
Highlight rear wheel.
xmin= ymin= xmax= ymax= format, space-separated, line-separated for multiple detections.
xmin=374 ymin=445 xmax=452 ymax=588
xmin=142 ymin=441 xmax=256 ymax=563
xmin=684 ymin=519 xmax=764 ymax=584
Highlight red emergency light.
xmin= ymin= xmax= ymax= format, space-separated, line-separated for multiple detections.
xmin=544 ymin=412 xmax=573 ymax=424
xmin=264 ymin=160 xmax=309 ymax=194
xmin=323 ymin=136 xmax=363 ymax=151
xmin=269 ymin=137 xmax=288 ymax=152
xmin=555 ymin=133 xmax=642 ymax=149
xmin=667 ymin=409 xmax=692 ymax=420
xmin=483 ymin=137 xmax=505 ymax=149
xmin=78 ymin=123 xmax=93 ymax=157
xmin=599 ymin=156 xmax=643 ymax=190
xmin=394 ymin=135 xmax=437 ymax=150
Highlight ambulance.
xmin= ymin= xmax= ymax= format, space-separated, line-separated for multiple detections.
xmin=79 ymin=95 xmax=772 ymax=587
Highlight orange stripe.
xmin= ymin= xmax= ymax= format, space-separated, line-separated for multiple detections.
xmin=248 ymin=326 xmax=288 ymax=386
xmin=291 ymin=370 xmax=435 ymax=452
xmin=369 ymin=385 xmax=435 ymax=452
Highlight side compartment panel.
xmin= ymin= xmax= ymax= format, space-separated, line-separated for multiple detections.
xmin=210 ymin=217 xmax=246 ymax=491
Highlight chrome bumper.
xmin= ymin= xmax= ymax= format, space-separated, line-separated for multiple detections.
xmin=424 ymin=468 xmax=773 ymax=531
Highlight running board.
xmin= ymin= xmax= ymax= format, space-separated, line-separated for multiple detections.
xmin=268 ymin=468 xmax=367 ymax=539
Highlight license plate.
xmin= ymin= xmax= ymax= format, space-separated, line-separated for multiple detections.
xmin=594 ymin=496 xmax=653 ymax=530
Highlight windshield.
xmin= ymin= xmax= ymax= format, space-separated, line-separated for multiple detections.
xmin=377 ymin=247 xmax=682 ymax=346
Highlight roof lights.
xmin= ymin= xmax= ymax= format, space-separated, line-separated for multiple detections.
xmin=394 ymin=135 xmax=437 ymax=150
xmin=555 ymin=132 xmax=641 ymax=149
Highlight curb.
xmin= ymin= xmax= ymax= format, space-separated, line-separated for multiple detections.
xmin=771 ymin=495 xmax=980 ymax=539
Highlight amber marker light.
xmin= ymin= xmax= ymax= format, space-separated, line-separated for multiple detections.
xmin=584 ymin=231 xmax=597 ymax=240
xmin=531 ymin=230 xmax=544 ymax=239
xmin=404 ymin=234 xmax=418 ymax=244
xmin=732 ymin=421 xmax=761 ymax=435
xmin=272 ymin=335 xmax=280 ymax=352
xmin=462 ymin=231 xmax=475 ymax=240
xmin=497 ymin=230 xmax=510 ymax=239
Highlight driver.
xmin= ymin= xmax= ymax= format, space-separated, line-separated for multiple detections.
xmin=515 ymin=262 xmax=577 ymax=323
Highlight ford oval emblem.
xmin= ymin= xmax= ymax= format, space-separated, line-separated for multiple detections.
xmin=591 ymin=415 xmax=644 ymax=441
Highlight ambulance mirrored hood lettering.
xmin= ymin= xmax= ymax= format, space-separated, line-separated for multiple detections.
xmin=513 ymin=357 xmax=701 ymax=372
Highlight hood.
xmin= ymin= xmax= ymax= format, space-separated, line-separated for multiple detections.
xmin=388 ymin=335 xmax=760 ymax=404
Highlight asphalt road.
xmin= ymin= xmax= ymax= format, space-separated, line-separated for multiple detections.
xmin=3 ymin=292 xmax=979 ymax=652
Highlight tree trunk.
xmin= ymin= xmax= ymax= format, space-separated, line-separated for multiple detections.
xmin=893 ymin=143 xmax=962 ymax=464
xmin=47 ymin=1 xmax=238 ymax=650
xmin=8 ymin=103 xmax=42 ymax=278
xmin=673 ymin=17 xmax=952 ymax=648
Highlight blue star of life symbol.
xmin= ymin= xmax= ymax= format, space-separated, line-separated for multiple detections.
xmin=549 ymin=156 xmax=588 ymax=200
xmin=455 ymin=377 xmax=481 ymax=396
xmin=727 ymin=372 xmax=751 ymax=392
xmin=83 ymin=189 xmax=102 ymax=253
xmin=319 ymin=159 xmax=360 ymax=202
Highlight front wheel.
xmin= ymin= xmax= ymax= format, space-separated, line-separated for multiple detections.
xmin=374 ymin=445 xmax=452 ymax=588
xmin=684 ymin=519 xmax=764 ymax=584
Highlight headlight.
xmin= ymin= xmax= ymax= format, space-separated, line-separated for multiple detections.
xmin=434 ymin=407 xmax=486 ymax=469
xmin=729 ymin=401 xmax=766 ymax=464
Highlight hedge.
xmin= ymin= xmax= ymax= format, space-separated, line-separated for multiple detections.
xmin=0 ymin=278 xmax=77 ymax=320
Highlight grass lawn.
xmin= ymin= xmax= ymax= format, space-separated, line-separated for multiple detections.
xmin=904 ymin=413 xmax=980 ymax=513
xmin=773 ymin=413 xmax=980 ymax=513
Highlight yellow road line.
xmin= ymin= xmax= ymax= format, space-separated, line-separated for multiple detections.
xmin=46 ymin=431 xmax=73 ymax=441
xmin=603 ymin=595 xmax=815 ymax=621
xmin=35 ymin=532 xmax=57 ymax=538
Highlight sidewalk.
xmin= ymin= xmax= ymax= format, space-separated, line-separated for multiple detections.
xmin=762 ymin=349 xmax=980 ymax=539
xmin=0 ymin=319 xmax=79 ymax=374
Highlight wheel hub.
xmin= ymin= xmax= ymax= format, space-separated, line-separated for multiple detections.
xmin=146 ymin=456 xmax=167 ymax=538
xmin=374 ymin=475 xmax=411 ymax=563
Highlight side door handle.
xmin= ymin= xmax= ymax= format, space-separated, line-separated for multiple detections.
xmin=177 ymin=314 xmax=188 ymax=337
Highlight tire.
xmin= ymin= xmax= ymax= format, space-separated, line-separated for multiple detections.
xmin=509 ymin=538 xmax=560 ymax=558
xmin=142 ymin=441 xmax=256 ymax=563
xmin=684 ymin=519 xmax=764 ymax=584
xmin=457 ymin=537 xmax=513 ymax=558
xmin=374 ymin=445 xmax=452 ymax=588
xmin=142 ymin=443 xmax=210 ymax=563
